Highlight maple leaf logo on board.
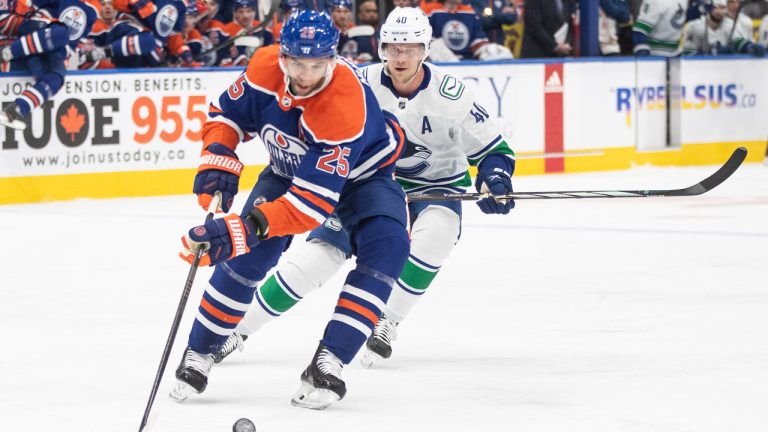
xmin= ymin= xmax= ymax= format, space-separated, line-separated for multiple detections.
xmin=60 ymin=103 xmax=85 ymax=143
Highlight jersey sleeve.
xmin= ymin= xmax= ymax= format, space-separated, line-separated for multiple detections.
xmin=200 ymin=72 xmax=258 ymax=151
xmin=254 ymin=139 xmax=364 ymax=238
xmin=454 ymin=85 xmax=515 ymax=167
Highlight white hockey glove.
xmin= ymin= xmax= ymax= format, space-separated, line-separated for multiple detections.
xmin=475 ymin=43 xmax=514 ymax=60
xmin=428 ymin=38 xmax=460 ymax=62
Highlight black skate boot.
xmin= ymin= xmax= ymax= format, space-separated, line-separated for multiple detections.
xmin=290 ymin=344 xmax=346 ymax=410
xmin=169 ymin=347 xmax=215 ymax=402
xmin=361 ymin=314 xmax=398 ymax=368
xmin=0 ymin=103 xmax=26 ymax=130
xmin=213 ymin=331 xmax=248 ymax=364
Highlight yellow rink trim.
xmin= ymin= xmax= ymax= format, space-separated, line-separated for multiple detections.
xmin=1 ymin=141 xmax=765 ymax=205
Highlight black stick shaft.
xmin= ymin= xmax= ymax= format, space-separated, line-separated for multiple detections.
xmin=408 ymin=147 xmax=747 ymax=202
xmin=138 ymin=195 xmax=220 ymax=432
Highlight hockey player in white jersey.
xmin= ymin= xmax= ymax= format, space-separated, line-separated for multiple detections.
xmin=683 ymin=0 xmax=765 ymax=55
xmin=212 ymin=7 xmax=516 ymax=369
xmin=633 ymin=0 xmax=688 ymax=55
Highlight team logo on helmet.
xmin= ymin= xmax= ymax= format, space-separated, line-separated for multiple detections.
xmin=156 ymin=4 xmax=179 ymax=37
xmin=60 ymin=6 xmax=88 ymax=40
xmin=261 ymin=124 xmax=308 ymax=177
xmin=193 ymin=226 xmax=207 ymax=236
xmin=442 ymin=20 xmax=470 ymax=51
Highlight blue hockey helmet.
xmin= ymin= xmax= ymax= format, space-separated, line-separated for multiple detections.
xmin=330 ymin=0 xmax=353 ymax=10
xmin=232 ymin=0 xmax=256 ymax=10
xmin=280 ymin=0 xmax=302 ymax=12
xmin=280 ymin=10 xmax=340 ymax=58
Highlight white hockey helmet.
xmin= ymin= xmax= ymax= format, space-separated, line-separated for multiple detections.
xmin=378 ymin=7 xmax=432 ymax=62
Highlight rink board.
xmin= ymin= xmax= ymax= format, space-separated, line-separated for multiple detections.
xmin=1 ymin=57 xmax=766 ymax=204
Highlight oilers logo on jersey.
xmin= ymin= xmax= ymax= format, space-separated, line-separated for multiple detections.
xmin=155 ymin=4 xmax=179 ymax=37
xmin=261 ymin=124 xmax=308 ymax=177
xmin=59 ymin=6 xmax=88 ymax=40
xmin=442 ymin=20 xmax=470 ymax=51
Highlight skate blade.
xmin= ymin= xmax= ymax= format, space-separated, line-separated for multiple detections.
xmin=290 ymin=382 xmax=340 ymax=410
xmin=360 ymin=350 xmax=383 ymax=369
xmin=169 ymin=381 xmax=198 ymax=403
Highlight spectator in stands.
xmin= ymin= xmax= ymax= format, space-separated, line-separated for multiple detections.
xmin=338 ymin=0 xmax=379 ymax=62
xmin=520 ymin=0 xmax=575 ymax=58
xmin=166 ymin=2 xmax=208 ymax=67
xmin=356 ymin=0 xmax=379 ymax=26
xmin=331 ymin=0 xmax=356 ymax=32
xmin=466 ymin=0 xmax=517 ymax=46
xmin=207 ymin=0 xmax=274 ymax=66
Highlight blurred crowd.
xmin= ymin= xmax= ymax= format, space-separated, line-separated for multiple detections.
xmin=2 ymin=0 xmax=768 ymax=128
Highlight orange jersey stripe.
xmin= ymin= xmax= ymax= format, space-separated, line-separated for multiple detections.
xmin=380 ymin=119 xmax=406 ymax=168
xmin=337 ymin=298 xmax=379 ymax=326
xmin=200 ymin=298 xmax=243 ymax=324
xmin=256 ymin=198 xmax=321 ymax=238
xmin=289 ymin=185 xmax=335 ymax=215
xmin=201 ymin=118 xmax=241 ymax=151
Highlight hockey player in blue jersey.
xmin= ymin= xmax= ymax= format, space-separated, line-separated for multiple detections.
xmin=169 ymin=9 xmax=410 ymax=409
xmin=210 ymin=7 xmax=516 ymax=371
xmin=0 ymin=0 xmax=99 ymax=129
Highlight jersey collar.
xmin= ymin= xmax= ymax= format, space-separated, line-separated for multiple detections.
xmin=380 ymin=62 xmax=432 ymax=100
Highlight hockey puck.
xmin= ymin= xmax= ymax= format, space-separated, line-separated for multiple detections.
xmin=233 ymin=418 xmax=256 ymax=432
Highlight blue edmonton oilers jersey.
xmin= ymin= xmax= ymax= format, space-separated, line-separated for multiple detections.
xmin=428 ymin=7 xmax=489 ymax=59
xmin=203 ymin=45 xmax=404 ymax=234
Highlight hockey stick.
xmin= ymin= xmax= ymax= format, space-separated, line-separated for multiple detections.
xmin=407 ymin=147 xmax=747 ymax=202
xmin=138 ymin=193 xmax=221 ymax=432
xmin=727 ymin=1 xmax=745 ymax=44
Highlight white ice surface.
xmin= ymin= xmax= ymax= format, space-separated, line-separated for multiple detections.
xmin=1 ymin=162 xmax=766 ymax=432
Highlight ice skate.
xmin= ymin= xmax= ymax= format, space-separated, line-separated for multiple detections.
xmin=0 ymin=103 xmax=26 ymax=130
xmin=169 ymin=347 xmax=214 ymax=403
xmin=290 ymin=345 xmax=346 ymax=410
xmin=213 ymin=331 xmax=248 ymax=364
xmin=361 ymin=314 xmax=397 ymax=369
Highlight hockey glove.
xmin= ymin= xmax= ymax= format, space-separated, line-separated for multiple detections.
xmin=180 ymin=214 xmax=261 ymax=267
xmin=193 ymin=143 xmax=243 ymax=213
xmin=475 ymin=156 xmax=515 ymax=215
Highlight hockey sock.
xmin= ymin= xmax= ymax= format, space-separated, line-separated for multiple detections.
xmin=15 ymin=71 xmax=63 ymax=116
xmin=10 ymin=24 xmax=69 ymax=59
xmin=188 ymin=269 xmax=257 ymax=354
xmin=386 ymin=205 xmax=460 ymax=323
xmin=239 ymin=238 xmax=347 ymax=334
xmin=321 ymin=271 xmax=391 ymax=364
xmin=320 ymin=216 xmax=409 ymax=364
xmin=110 ymin=32 xmax=156 ymax=57
xmin=385 ymin=256 xmax=441 ymax=323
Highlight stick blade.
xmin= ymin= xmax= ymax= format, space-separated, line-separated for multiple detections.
xmin=677 ymin=147 xmax=748 ymax=196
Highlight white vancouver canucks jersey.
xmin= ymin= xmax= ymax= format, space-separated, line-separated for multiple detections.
xmin=684 ymin=18 xmax=732 ymax=53
xmin=634 ymin=0 xmax=687 ymax=56
xmin=684 ymin=15 xmax=754 ymax=53
xmin=360 ymin=62 xmax=514 ymax=194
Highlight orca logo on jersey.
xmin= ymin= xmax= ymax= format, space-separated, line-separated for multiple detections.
xmin=261 ymin=124 xmax=308 ymax=177
xmin=442 ymin=20 xmax=470 ymax=51
xmin=396 ymin=139 xmax=432 ymax=177
xmin=59 ymin=6 xmax=88 ymax=40
xmin=155 ymin=4 xmax=179 ymax=37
